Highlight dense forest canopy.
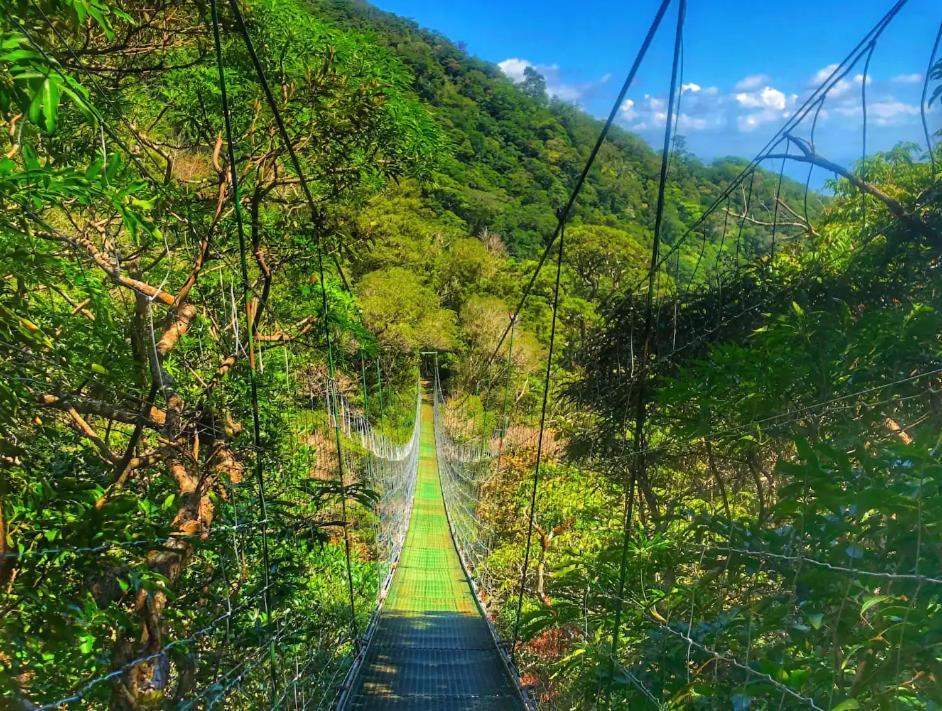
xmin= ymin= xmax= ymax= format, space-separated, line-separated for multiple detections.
xmin=1 ymin=0 xmax=940 ymax=708
xmin=308 ymin=0 xmax=821 ymax=260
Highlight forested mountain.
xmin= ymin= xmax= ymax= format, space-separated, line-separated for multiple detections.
xmin=312 ymin=0 xmax=813 ymax=259
xmin=303 ymin=0 xmax=817 ymax=366
xmin=2 ymin=0 xmax=939 ymax=708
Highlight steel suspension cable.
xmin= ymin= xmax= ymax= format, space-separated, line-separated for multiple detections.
xmin=495 ymin=315 xmax=516 ymax=476
xmin=625 ymin=0 xmax=910 ymax=298
xmin=375 ymin=357 xmax=386 ymax=426
xmin=604 ymin=1 xmax=685 ymax=705
xmin=465 ymin=0 xmax=910 ymax=407
xmin=458 ymin=0 xmax=674 ymax=401
xmin=209 ymin=0 xmax=277 ymax=699
xmin=510 ymin=215 xmax=567 ymax=662
xmin=920 ymin=21 xmax=942 ymax=175
xmin=221 ymin=0 xmax=360 ymax=646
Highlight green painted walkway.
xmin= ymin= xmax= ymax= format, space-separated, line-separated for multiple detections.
xmin=347 ymin=389 xmax=524 ymax=710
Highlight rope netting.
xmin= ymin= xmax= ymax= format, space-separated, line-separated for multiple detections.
xmin=434 ymin=367 xmax=503 ymax=597
xmin=335 ymin=383 xmax=421 ymax=627
xmin=433 ymin=363 xmax=538 ymax=709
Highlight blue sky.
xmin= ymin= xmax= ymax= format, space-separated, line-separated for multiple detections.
xmin=372 ymin=0 xmax=940 ymax=170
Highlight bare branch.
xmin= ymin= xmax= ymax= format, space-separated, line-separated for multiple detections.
xmin=770 ymin=136 xmax=940 ymax=246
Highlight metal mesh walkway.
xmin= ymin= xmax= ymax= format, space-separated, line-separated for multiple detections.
xmin=346 ymin=389 xmax=524 ymax=710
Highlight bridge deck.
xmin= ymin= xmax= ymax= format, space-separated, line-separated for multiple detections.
xmin=347 ymin=391 xmax=523 ymax=710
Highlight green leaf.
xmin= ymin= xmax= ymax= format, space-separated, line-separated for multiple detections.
xmin=21 ymin=143 xmax=40 ymax=171
xmin=27 ymin=84 xmax=43 ymax=125
xmin=42 ymin=76 xmax=60 ymax=133
xmin=85 ymin=157 xmax=104 ymax=180
xmin=105 ymin=153 xmax=122 ymax=181
xmin=860 ymin=594 xmax=891 ymax=615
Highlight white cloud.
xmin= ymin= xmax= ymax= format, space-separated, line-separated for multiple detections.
xmin=731 ymin=85 xmax=800 ymax=132
xmin=835 ymin=99 xmax=920 ymax=126
xmin=678 ymin=113 xmax=722 ymax=131
xmin=736 ymin=113 xmax=763 ymax=132
xmin=826 ymin=73 xmax=872 ymax=99
xmin=618 ymin=61 xmax=920 ymax=141
xmin=892 ymin=73 xmax=922 ymax=84
xmin=552 ymin=84 xmax=583 ymax=102
xmin=498 ymin=57 xmax=610 ymax=104
xmin=497 ymin=58 xmax=563 ymax=87
xmin=735 ymin=73 xmax=771 ymax=91
xmin=497 ymin=57 xmax=532 ymax=83
xmin=620 ymin=94 xmax=669 ymax=128
xmin=621 ymin=88 xmax=728 ymax=133
xmin=678 ymin=115 xmax=707 ymax=130
xmin=811 ymin=63 xmax=840 ymax=86
xmin=735 ymin=86 xmax=787 ymax=110
xmin=736 ymin=109 xmax=782 ymax=132
xmin=646 ymin=94 xmax=666 ymax=111
xmin=870 ymin=100 xmax=920 ymax=124
xmin=828 ymin=79 xmax=852 ymax=98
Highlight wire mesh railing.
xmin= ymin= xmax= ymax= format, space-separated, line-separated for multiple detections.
xmin=332 ymin=383 xmax=421 ymax=695
xmin=3 ymin=0 xmax=941 ymax=707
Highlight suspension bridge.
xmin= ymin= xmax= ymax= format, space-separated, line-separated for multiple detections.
xmin=2 ymin=0 xmax=940 ymax=708
xmin=342 ymin=385 xmax=526 ymax=709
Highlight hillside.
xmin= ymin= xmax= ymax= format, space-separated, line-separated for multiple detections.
xmin=294 ymin=0 xmax=818 ymax=369
xmin=312 ymin=0 xmax=813 ymax=259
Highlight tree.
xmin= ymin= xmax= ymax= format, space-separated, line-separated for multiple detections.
xmin=565 ymin=224 xmax=648 ymax=302
xmin=0 ymin=0 xmax=440 ymax=705
xmin=358 ymin=267 xmax=457 ymax=353
xmin=521 ymin=65 xmax=548 ymax=103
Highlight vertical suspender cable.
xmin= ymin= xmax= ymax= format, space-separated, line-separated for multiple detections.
xmin=222 ymin=0 xmax=361 ymax=646
xmin=495 ymin=316 xmax=516 ymax=475
xmin=860 ymin=40 xmax=875 ymax=230
xmin=473 ymin=381 xmax=482 ymax=445
xmin=769 ymin=145 xmax=789 ymax=267
xmin=360 ymin=351 xmax=372 ymax=424
xmin=375 ymin=358 xmax=386 ymax=427
xmin=208 ymin=0 xmax=277 ymax=699
xmin=360 ymin=350 xmax=375 ymax=512
xmin=604 ymin=0 xmax=685 ymax=705
xmin=510 ymin=217 xmax=566 ymax=663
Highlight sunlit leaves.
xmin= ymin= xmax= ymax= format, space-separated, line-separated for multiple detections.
xmin=0 ymin=32 xmax=97 ymax=132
